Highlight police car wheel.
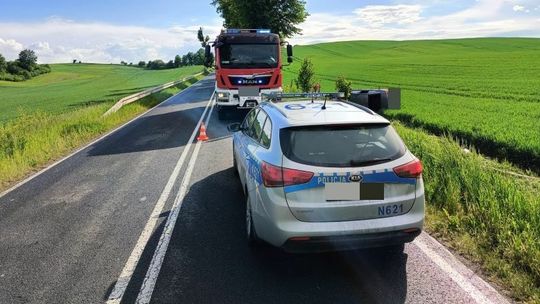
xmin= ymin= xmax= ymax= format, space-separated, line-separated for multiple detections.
xmin=246 ymin=193 xmax=258 ymax=245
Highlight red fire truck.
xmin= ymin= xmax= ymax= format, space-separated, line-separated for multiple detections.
xmin=205 ymin=29 xmax=293 ymax=119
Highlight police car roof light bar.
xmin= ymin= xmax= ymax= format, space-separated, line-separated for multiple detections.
xmin=225 ymin=29 xmax=272 ymax=34
xmin=262 ymin=92 xmax=345 ymax=102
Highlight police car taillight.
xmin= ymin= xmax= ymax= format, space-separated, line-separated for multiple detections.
xmin=261 ymin=162 xmax=313 ymax=187
xmin=393 ymin=159 xmax=423 ymax=178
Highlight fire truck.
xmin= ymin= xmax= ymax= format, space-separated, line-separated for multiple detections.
xmin=205 ymin=29 xmax=293 ymax=119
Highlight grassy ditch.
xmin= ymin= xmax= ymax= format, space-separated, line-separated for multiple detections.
xmin=0 ymin=74 xmax=204 ymax=192
xmin=395 ymin=122 xmax=540 ymax=303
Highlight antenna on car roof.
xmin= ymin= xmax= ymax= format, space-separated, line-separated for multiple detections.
xmin=322 ymin=95 xmax=327 ymax=110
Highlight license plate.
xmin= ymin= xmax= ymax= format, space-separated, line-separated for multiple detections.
xmin=244 ymin=101 xmax=257 ymax=107
xmin=325 ymin=183 xmax=384 ymax=201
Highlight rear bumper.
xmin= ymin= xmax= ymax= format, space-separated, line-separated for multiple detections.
xmin=250 ymin=181 xmax=425 ymax=253
xmin=281 ymin=229 xmax=421 ymax=253
xmin=215 ymin=87 xmax=282 ymax=107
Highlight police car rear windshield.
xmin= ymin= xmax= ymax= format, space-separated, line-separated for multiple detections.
xmin=280 ymin=124 xmax=406 ymax=167
xmin=220 ymin=44 xmax=279 ymax=68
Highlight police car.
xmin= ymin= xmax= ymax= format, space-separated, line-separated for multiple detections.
xmin=228 ymin=93 xmax=424 ymax=253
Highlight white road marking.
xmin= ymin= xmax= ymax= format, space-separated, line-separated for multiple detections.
xmin=106 ymin=92 xmax=215 ymax=304
xmin=414 ymin=234 xmax=506 ymax=304
xmin=135 ymin=97 xmax=216 ymax=304
xmin=0 ymin=80 xmax=201 ymax=200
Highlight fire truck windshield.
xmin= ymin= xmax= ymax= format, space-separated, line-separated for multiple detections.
xmin=220 ymin=44 xmax=279 ymax=69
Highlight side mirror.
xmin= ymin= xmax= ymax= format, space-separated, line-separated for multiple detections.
xmin=287 ymin=44 xmax=293 ymax=57
xmin=286 ymin=44 xmax=293 ymax=63
xmin=227 ymin=122 xmax=242 ymax=132
xmin=205 ymin=45 xmax=211 ymax=59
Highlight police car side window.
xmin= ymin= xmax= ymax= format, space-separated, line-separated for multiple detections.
xmin=250 ymin=110 xmax=267 ymax=142
xmin=260 ymin=116 xmax=272 ymax=148
xmin=242 ymin=108 xmax=259 ymax=137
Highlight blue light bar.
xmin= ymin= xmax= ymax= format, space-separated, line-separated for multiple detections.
xmin=225 ymin=29 xmax=272 ymax=34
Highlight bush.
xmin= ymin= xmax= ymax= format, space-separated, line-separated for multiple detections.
xmin=7 ymin=61 xmax=24 ymax=75
xmin=335 ymin=75 xmax=352 ymax=99
xmin=295 ymin=58 xmax=315 ymax=92
xmin=0 ymin=54 xmax=6 ymax=74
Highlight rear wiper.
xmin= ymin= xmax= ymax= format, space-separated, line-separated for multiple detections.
xmin=349 ymin=158 xmax=393 ymax=167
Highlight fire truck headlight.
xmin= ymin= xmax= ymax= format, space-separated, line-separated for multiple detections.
xmin=217 ymin=92 xmax=229 ymax=99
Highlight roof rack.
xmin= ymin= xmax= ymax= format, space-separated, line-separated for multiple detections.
xmin=262 ymin=92 xmax=345 ymax=102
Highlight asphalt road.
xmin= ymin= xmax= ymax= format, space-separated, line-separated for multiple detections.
xmin=0 ymin=76 xmax=510 ymax=304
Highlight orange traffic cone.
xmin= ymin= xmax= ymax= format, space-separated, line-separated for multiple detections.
xmin=197 ymin=122 xmax=209 ymax=141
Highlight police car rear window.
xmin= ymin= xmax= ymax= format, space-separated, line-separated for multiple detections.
xmin=280 ymin=124 xmax=406 ymax=167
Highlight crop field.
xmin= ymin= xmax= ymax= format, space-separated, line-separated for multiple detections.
xmin=282 ymin=38 xmax=540 ymax=171
xmin=0 ymin=64 xmax=203 ymax=121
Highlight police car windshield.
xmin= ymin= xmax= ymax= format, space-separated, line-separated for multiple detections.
xmin=220 ymin=44 xmax=279 ymax=68
xmin=280 ymin=124 xmax=406 ymax=167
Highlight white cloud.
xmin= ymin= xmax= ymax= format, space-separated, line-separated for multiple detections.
xmin=0 ymin=18 xmax=222 ymax=63
xmin=291 ymin=0 xmax=540 ymax=45
xmin=354 ymin=5 xmax=423 ymax=27
xmin=0 ymin=38 xmax=24 ymax=59
xmin=513 ymin=5 xmax=525 ymax=12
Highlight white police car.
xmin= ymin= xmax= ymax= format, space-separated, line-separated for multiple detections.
xmin=229 ymin=94 xmax=424 ymax=252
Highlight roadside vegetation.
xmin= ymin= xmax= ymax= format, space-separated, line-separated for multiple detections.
xmin=282 ymin=39 xmax=540 ymax=302
xmin=0 ymin=69 xmax=206 ymax=192
xmin=0 ymin=49 xmax=50 ymax=82
xmin=0 ymin=64 xmax=203 ymax=121
xmin=396 ymin=123 xmax=540 ymax=303
xmin=283 ymin=38 xmax=540 ymax=172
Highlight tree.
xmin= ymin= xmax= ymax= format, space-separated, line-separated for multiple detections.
xmin=197 ymin=27 xmax=210 ymax=47
xmin=18 ymin=49 xmax=38 ymax=71
xmin=211 ymin=0 xmax=308 ymax=38
xmin=146 ymin=60 xmax=153 ymax=68
xmin=166 ymin=60 xmax=175 ymax=69
xmin=0 ymin=54 xmax=6 ymax=73
xmin=148 ymin=59 xmax=165 ymax=69
xmin=335 ymin=75 xmax=352 ymax=99
xmin=73 ymin=59 xmax=77 ymax=64
xmin=193 ymin=49 xmax=206 ymax=66
xmin=182 ymin=52 xmax=194 ymax=66
xmin=138 ymin=61 xmax=146 ymax=67
xmin=295 ymin=58 xmax=314 ymax=92
xmin=174 ymin=55 xmax=182 ymax=68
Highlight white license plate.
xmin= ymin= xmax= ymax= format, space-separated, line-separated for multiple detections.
xmin=325 ymin=183 xmax=359 ymax=201
xmin=325 ymin=183 xmax=385 ymax=201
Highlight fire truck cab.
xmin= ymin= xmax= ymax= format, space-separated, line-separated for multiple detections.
xmin=206 ymin=29 xmax=293 ymax=119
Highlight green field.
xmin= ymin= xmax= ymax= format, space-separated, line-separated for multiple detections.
xmin=283 ymin=38 xmax=540 ymax=302
xmin=0 ymin=64 xmax=203 ymax=121
xmin=283 ymin=38 xmax=540 ymax=171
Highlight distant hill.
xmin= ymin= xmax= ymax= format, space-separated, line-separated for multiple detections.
xmin=0 ymin=64 xmax=203 ymax=121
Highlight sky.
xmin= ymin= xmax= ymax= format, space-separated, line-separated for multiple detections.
xmin=0 ymin=0 xmax=539 ymax=63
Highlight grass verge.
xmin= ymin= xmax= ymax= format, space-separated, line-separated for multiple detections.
xmin=0 ymin=73 xmax=204 ymax=193
xmin=395 ymin=122 xmax=540 ymax=303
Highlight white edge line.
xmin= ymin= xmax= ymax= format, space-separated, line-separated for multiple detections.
xmin=0 ymin=76 xmax=204 ymax=200
xmin=414 ymin=235 xmax=495 ymax=304
xmin=106 ymin=91 xmax=215 ymax=304
xmin=134 ymin=96 xmax=216 ymax=304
